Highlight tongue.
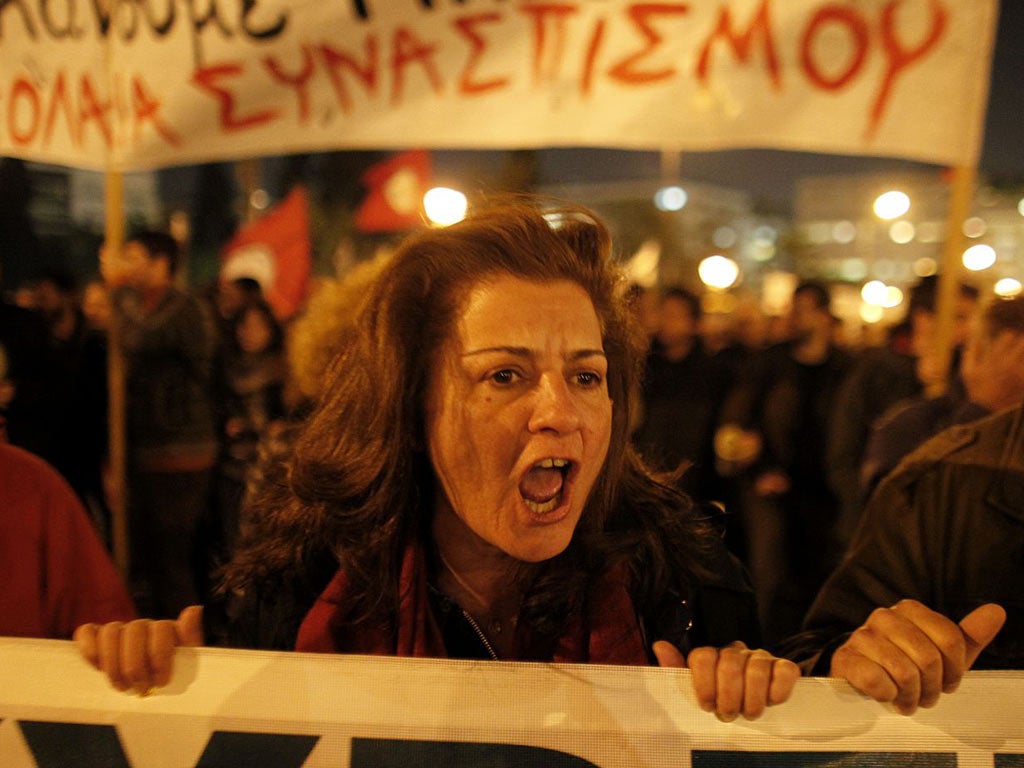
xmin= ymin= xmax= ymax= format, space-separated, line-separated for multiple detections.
xmin=519 ymin=466 xmax=564 ymax=503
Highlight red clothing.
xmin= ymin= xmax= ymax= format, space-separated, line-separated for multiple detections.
xmin=0 ymin=442 xmax=136 ymax=638
xmin=296 ymin=540 xmax=649 ymax=664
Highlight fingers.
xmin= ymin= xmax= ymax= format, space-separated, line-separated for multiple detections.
xmin=960 ymin=603 xmax=1006 ymax=672
xmin=830 ymin=600 xmax=1007 ymax=714
xmin=176 ymin=605 xmax=206 ymax=647
xmin=652 ymin=640 xmax=687 ymax=668
xmin=687 ymin=646 xmax=720 ymax=714
xmin=98 ymin=621 xmax=130 ymax=692
xmin=684 ymin=642 xmax=799 ymax=721
xmin=73 ymin=623 xmax=101 ymax=669
xmin=148 ymin=620 xmax=181 ymax=689
xmin=122 ymin=620 xmax=158 ymax=694
xmin=77 ymin=614 xmax=201 ymax=694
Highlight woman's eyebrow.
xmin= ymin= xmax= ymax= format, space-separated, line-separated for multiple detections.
xmin=462 ymin=346 xmax=531 ymax=359
xmin=461 ymin=346 xmax=606 ymax=360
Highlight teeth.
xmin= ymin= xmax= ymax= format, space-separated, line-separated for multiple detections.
xmin=536 ymin=458 xmax=570 ymax=469
xmin=524 ymin=491 xmax=563 ymax=514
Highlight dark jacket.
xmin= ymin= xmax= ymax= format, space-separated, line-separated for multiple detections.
xmin=115 ymin=286 xmax=218 ymax=467
xmin=781 ymin=402 xmax=1024 ymax=672
xmin=206 ymin=513 xmax=760 ymax=658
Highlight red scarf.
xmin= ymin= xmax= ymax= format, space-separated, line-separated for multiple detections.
xmin=296 ymin=541 xmax=650 ymax=665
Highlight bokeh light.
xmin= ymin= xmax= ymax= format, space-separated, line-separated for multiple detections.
xmin=832 ymin=220 xmax=856 ymax=244
xmin=995 ymin=278 xmax=1022 ymax=297
xmin=712 ymin=226 xmax=737 ymax=248
xmin=654 ymin=185 xmax=688 ymax=211
xmin=861 ymin=280 xmax=888 ymax=305
xmin=962 ymin=217 xmax=987 ymax=238
xmin=913 ymin=257 xmax=938 ymax=277
xmin=873 ymin=190 xmax=911 ymax=220
xmin=859 ymin=303 xmax=884 ymax=323
xmin=962 ymin=243 xmax=996 ymax=271
xmin=698 ymin=255 xmax=740 ymax=290
xmin=423 ymin=187 xmax=468 ymax=226
xmin=889 ymin=221 xmax=915 ymax=244
xmin=883 ymin=285 xmax=904 ymax=308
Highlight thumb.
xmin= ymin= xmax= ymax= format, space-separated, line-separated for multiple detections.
xmin=653 ymin=640 xmax=687 ymax=668
xmin=175 ymin=605 xmax=205 ymax=647
xmin=960 ymin=603 xmax=1006 ymax=668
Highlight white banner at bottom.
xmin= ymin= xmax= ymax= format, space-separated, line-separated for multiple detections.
xmin=1 ymin=637 xmax=1023 ymax=768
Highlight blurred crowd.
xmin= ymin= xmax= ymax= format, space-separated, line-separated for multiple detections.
xmin=2 ymin=232 xmax=1023 ymax=648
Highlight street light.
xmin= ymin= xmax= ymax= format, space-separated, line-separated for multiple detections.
xmin=423 ymin=187 xmax=468 ymax=226
xmin=873 ymin=190 xmax=911 ymax=220
xmin=962 ymin=243 xmax=996 ymax=271
xmin=654 ymin=185 xmax=688 ymax=211
xmin=995 ymin=278 xmax=1022 ymax=297
xmin=698 ymin=255 xmax=739 ymax=290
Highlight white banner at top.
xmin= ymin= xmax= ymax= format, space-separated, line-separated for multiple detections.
xmin=0 ymin=0 xmax=1000 ymax=172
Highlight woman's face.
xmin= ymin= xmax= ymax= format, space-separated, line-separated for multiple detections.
xmin=426 ymin=275 xmax=613 ymax=564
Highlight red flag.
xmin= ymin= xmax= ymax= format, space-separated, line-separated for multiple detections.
xmin=355 ymin=150 xmax=431 ymax=232
xmin=221 ymin=185 xmax=311 ymax=321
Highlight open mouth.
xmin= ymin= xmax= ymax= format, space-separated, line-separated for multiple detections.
xmin=519 ymin=458 xmax=573 ymax=515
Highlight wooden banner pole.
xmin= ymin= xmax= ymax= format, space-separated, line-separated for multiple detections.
xmin=104 ymin=170 xmax=129 ymax=577
xmin=928 ymin=165 xmax=977 ymax=397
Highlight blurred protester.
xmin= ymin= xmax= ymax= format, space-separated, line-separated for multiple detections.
xmin=707 ymin=296 xmax=768 ymax=380
xmin=0 ymin=439 xmax=136 ymax=638
xmin=213 ymin=276 xmax=264 ymax=343
xmin=0 ymin=263 xmax=59 ymax=463
xmin=82 ymin=279 xmax=113 ymax=332
xmin=623 ymin=282 xmax=661 ymax=345
xmin=34 ymin=270 xmax=111 ymax=532
xmin=215 ymin=299 xmax=287 ymax=561
xmin=102 ymin=231 xmax=218 ymax=618
xmin=0 ymin=344 xmax=13 ymax=438
xmin=860 ymin=295 xmax=1024 ymax=495
xmin=780 ymin=400 xmax=1019 ymax=712
xmin=827 ymin=277 xmax=979 ymax=543
xmin=632 ymin=286 xmax=732 ymax=502
xmin=35 ymin=269 xmax=81 ymax=346
xmin=715 ymin=281 xmax=852 ymax=645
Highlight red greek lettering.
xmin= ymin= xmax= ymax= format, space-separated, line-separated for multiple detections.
xmin=264 ymin=45 xmax=317 ymax=124
xmin=42 ymin=72 xmax=79 ymax=147
xmin=390 ymin=26 xmax=443 ymax=106
xmin=608 ymin=3 xmax=690 ymax=86
xmin=453 ymin=13 xmax=509 ymax=96
xmin=869 ymin=0 xmax=947 ymax=137
xmin=79 ymin=73 xmax=113 ymax=148
xmin=518 ymin=3 xmax=578 ymax=85
xmin=132 ymin=75 xmax=182 ymax=146
xmin=191 ymin=62 xmax=279 ymax=131
xmin=8 ymin=76 xmax=41 ymax=146
xmin=799 ymin=6 xmax=869 ymax=91
xmin=319 ymin=37 xmax=380 ymax=115
xmin=697 ymin=0 xmax=780 ymax=90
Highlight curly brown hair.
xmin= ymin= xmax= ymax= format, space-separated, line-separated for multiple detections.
xmin=223 ymin=197 xmax=712 ymax=639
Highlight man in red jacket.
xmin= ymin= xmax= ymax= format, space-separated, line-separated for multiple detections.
xmin=0 ymin=440 xmax=136 ymax=638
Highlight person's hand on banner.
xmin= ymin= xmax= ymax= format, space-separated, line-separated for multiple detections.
xmin=653 ymin=640 xmax=800 ymax=720
xmin=829 ymin=600 xmax=1006 ymax=714
xmin=74 ymin=605 xmax=204 ymax=694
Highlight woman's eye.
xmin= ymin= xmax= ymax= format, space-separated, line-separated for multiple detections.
xmin=575 ymin=371 xmax=603 ymax=388
xmin=490 ymin=369 xmax=519 ymax=385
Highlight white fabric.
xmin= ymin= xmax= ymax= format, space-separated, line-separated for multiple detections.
xmin=1 ymin=637 xmax=1022 ymax=767
xmin=0 ymin=0 xmax=999 ymax=171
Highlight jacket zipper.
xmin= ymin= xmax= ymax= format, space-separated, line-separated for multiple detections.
xmin=460 ymin=609 xmax=499 ymax=660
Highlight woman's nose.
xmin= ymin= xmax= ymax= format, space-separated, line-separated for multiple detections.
xmin=527 ymin=374 xmax=581 ymax=434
